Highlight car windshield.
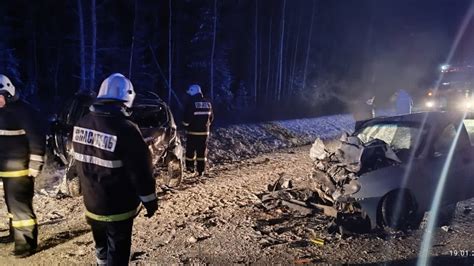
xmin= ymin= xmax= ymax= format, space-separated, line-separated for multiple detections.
xmin=357 ymin=122 xmax=427 ymax=160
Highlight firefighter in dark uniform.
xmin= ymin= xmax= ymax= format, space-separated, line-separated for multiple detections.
xmin=72 ymin=73 xmax=158 ymax=265
xmin=0 ymin=74 xmax=45 ymax=257
xmin=182 ymin=84 xmax=214 ymax=177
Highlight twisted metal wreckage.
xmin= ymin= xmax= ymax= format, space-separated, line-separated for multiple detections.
xmin=261 ymin=112 xmax=474 ymax=234
xmin=261 ymin=133 xmax=402 ymax=233
xmin=48 ymin=91 xmax=184 ymax=196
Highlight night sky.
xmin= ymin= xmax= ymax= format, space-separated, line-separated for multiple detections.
xmin=0 ymin=0 xmax=473 ymax=121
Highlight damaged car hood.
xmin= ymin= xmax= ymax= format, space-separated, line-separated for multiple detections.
xmin=352 ymin=165 xmax=408 ymax=199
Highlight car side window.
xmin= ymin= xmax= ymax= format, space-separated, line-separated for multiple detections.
xmin=463 ymin=119 xmax=474 ymax=145
xmin=433 ymin=124 xmax=457 ymax=155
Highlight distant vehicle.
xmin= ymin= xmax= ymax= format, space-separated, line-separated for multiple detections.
xmin=48 ymin=91 xmax=184 ymax=195
xmin=346 ymin=112 xmax=474 ymax=230
xmin=419 ymin=64 xmax=474 ymax=111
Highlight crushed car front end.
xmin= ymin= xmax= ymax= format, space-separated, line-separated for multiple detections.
xmin=309 ymin=113 xmax=439 ymax=231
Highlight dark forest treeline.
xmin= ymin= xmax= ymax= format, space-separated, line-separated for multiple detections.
xmin=0 ymin=0 xmax=469 ymax=123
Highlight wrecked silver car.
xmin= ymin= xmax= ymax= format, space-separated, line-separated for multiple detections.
xmin=310 ymin=112 xmax=474 ymax=231
xmin=49 ymin=91 xmax=184 ymax=195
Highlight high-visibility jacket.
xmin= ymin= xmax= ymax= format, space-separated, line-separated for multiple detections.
xmin=72 ymin=104 xmax=156 ymax=222
xmin=182 ymin=94 xmax=213 ymax=135
xmin=0 ymin=100 xmax=45 ymax=178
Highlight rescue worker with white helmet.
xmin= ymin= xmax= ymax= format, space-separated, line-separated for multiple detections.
xmin=72 ymin=73 xmax=158 ymax=265
xmin=0 ymin=74 xmax=46 ymax=257
xmin=182 ymin=84 xmax=214 ymax=177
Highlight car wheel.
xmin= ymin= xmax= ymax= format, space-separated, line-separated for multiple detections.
xmin=65 ymin=159 xmax=81 ymax=197
xmin=67 ymin=176 xmax=82 ymax=197
xmin=163 ymin=157 xmax=183 ymax=188
xmin=379 ymin=190 xmax=417 ymax=230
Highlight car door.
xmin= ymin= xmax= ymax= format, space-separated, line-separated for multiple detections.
xmin=428 ymin=123 xmax=474 ymax=205
xmin=457 ymin=119 xmax=474 ymax=200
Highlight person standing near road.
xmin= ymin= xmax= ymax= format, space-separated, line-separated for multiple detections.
xmin=392 ymin=89 xmax=413 ymax=115
xmin=182 ymin=84 xmax=214 ymax=177
xmin=0 ymin=74 xmax=45 ymax=258
xmin=72 ymin=73 xmax=158 ymax=265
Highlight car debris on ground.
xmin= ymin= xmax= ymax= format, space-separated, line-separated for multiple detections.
xmin=259 ymin=133 xmax=402 ymax=233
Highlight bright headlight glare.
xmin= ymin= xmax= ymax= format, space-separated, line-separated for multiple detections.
xmin=425 ymin=101 xmax=435 ymax=108
xmin=462 ymin=100 xmax=474 ymax=109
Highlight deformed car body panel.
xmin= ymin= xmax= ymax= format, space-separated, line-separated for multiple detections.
xmin=310 ymin=111 xmax=474 ymax=231
xmin=48 ymin=91 xmax=184 ymax=194
xmin=353 ymin=197 xmax=380 ymax=229
xmin=354 ymin=112 xmax=474 ymax=227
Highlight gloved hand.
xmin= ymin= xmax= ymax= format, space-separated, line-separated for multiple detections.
xmin=143 ymin=198 xmax=158 ymax=218
xmin=28 ymin=168 xmax=41 ymax=178
xmin=28 ymin=156 xmax=44 ymax=178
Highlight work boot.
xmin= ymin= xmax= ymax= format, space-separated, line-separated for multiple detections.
xmin=11 ymin=248 xmax=35 ymax=258
xmin=0 ymin=234 xmax=13 ymax=244
xmin=96 ymin=257 xmax=107 ymax=265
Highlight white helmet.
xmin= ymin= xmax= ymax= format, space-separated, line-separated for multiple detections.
xmin=0 ymin=74 xmax=16 ymax=98
xmin=187 ymin=84 xmax=202 ymax=96
xmin=97 ymin=73 xmax=136 ymax=108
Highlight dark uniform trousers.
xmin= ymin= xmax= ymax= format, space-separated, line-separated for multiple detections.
xmin=73 ymin=104 xmax=156 ymax=265
xmin=185 ymin=134 xmax=209 ymax=174
xmin=3 ymin=176 xmax=37 ymax=252
xmin=88 ymin=218 xmax=134 ymax=266
xmin=0 ymin=100 xmax=45 ymax=253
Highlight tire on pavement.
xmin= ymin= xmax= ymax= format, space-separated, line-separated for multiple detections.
xmin=379 ymin=189 xmax=418 ymax=231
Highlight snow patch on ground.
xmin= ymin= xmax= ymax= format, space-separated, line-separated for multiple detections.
xmin=34 ymin=114 xmax=354 ymax=193
xmin=208 ymin=114 xmax=354 ymax=164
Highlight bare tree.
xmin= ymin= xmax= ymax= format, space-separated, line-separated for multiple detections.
xmin=365 ymin=0 xmax=376 ymax=85
xmin=168 ymin=0 xmax=173 ymax=106
xmin=54 ymin=44 xmax=61 ymax=101
xmin=149 ymin=44 xmax=183 ymax=109
xmin=302 ymin=1 xmax=316 ymax=91
xmin=282 ymin=16 xmax=294 ymax=99
xmin=77 ymin=0 xmax=86 ymax=91
xmin=90 ymin=0 xmax=97 ymax=90
xmin=265 ymin=16 xmax=273 ymax=103
xmin=276 ymin=0 xmax=286 ymax=102
xmin=290 ymin=14 xmax=302 ymax=94
xmin=210 ymin=0 xmax=217 ymax=101
xmin=129 ymin=0 xmax=138 ymax=78
xmin=257 ymin=12 xmax=263 ymax=104
xmin=254 ymin=0 xmax=258 ymax=106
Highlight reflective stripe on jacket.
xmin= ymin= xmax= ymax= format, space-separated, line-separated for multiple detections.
xmin=0 ymin=100 xmax=46 ymax=176
xmin=85 ymin=207 xmax=140 ymax=222
xmin=72 ymin=104 xmax=155 ymax=221
xmin=182 ymin=94 xmax=213 ymax=134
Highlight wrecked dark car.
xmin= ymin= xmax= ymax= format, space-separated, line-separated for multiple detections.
xmin=48 ymin=91 xmax=184 ymax=195
xmin=310 ymin=111 xmax=474 ymax=232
